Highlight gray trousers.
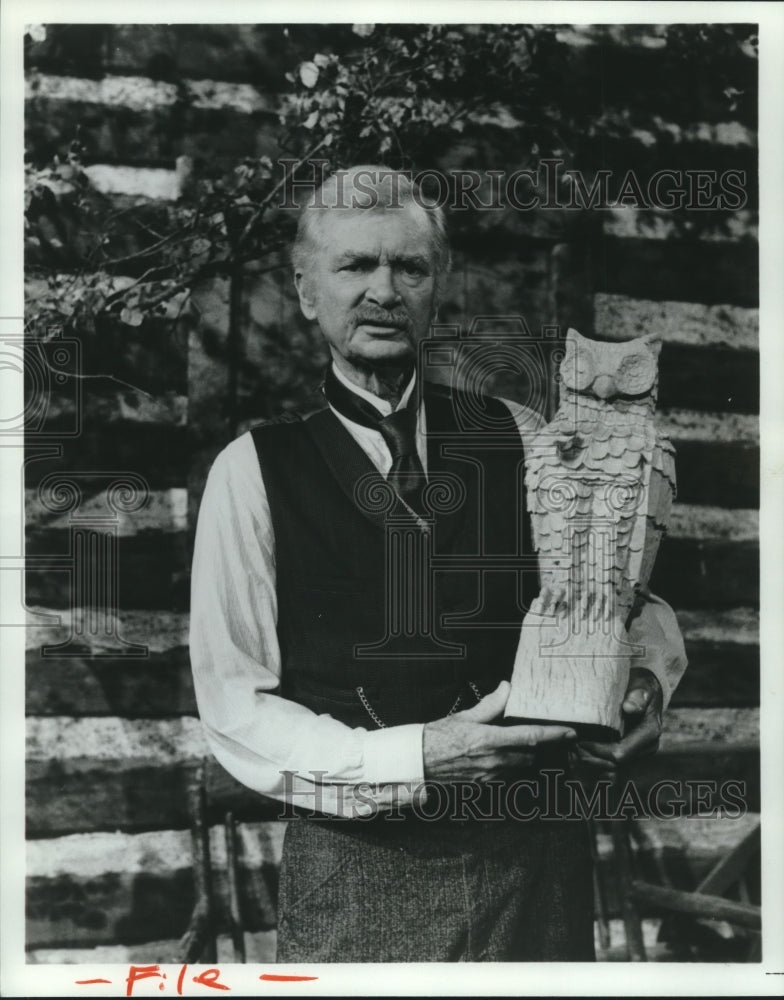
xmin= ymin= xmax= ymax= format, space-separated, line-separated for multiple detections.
xmin=276 ymin=815 xmax=596 ymax=963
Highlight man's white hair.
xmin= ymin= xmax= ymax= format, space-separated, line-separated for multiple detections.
xmin=291 ymin=164 xmax=452 ymax=298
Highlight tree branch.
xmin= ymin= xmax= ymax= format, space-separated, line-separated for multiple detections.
xmin=233 ymin=135 xmax=333 ymax=252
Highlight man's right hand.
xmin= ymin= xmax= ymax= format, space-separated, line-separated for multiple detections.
xmin=422 ymin=680 xmax=577 ymax=783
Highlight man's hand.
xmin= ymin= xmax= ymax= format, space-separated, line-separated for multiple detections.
xmin=423 ymin=680 xmax=576 ymax=782
xmin=575 ymin=667 xmax=663 ymax=772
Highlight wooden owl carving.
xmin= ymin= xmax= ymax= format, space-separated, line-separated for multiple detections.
xmin=505 ymin=328 xmax=677 ymax=736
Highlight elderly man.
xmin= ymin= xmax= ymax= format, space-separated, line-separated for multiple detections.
xmin=190 ymin=165 xmax=686 ymax=962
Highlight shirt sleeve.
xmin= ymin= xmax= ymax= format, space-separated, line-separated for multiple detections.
xmin=626 ymin=587 xmax=688 ymax=710
xmin=189 ymin=433 xmax=424 ymax=819
xmin=500 ymin=397 xmax=688 ymax=709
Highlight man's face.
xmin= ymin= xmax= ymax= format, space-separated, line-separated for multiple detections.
xmin=295 ymin=204 xmax=439 ymax=371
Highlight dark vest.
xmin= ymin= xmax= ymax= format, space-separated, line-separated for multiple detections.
xmin=251 ymin=381 xmax=539 ymax=731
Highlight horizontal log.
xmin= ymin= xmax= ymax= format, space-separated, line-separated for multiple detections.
xmin=602 ymin=208 xmax=758 ymax=245
xmin=24 ymin=276 xmax=187 ymax=377
xmin=26 ymin=822 xmax=285 ymax=879
xmin=26 ymin=97 xmax=281 ymax=176
xmin=218 ymin=296 xmax=760 ymax=438
xmin=593 ymin=237 xmax=758 ymax=308
xmin=24 ymin=568 xmax=189 ymax=616
xmin=25 ymin=607 xmax=189 ymax=651
xmin=552 ymin=29 xmax=758 ymax=128
xmin=669 ymin=640 xmax=759 ymax=708
xmin=25 ymin=532 xmax=190 ymax=612
xmin=610 ymin=749 xmax=760 ymax=819
xmin=504 ymin=358 xmax=760 ymax=438
xmin=27 ymin=761 xmax=197 ymax=837
xmin=659 ymin=410 xmax=758 ymax=446
xmin=25 ymin=650 xmax=195 ymax=717
xmin=661 ymin=709 xmax=759 ymax=748
xmin=629 ymin=882 xmax=760 ymax=929
xmin=25 ymin=91 xmax=757 ymax=230
xmin=669 ymin=440 xmax=758 ymax=509
xmin=26 ymin=868 xmax=195 ymax=948
xmin=447 ymin=244 xmax=553 ymax=313
xmin=596 ymin=811 xmax=761 ymax=925
xmin=25 ymin=72 xmax=274 ymax=114
xmin=29 ymin=389 xmax=187 ymax=429
xmin=675 ymin=607 xmax=758 ymax=645
xmin=650 ymin=539 xmax=758 ymax=609
xmin=594 ymin=293 xmax=758 ymax=351
xmin=620 ymin=118 xmax=754 ymax=150
xmin=26 ymin=822 xmax=284 ymax=949
xmin=580 ymin=743 xmax=761 ymax=817
xmin=26 ymin=716 xmax=280 ymax=835
xmin=667 ymin=505 xmax=757 ymax=542
xmin=23 ymin=378 xmax=190 ymax=440
xmin=22 ymin=864 xmax=736 ymax=952
xmin=25 ymin=808 xmax=759 ymax=949
xmin=657 ymin=343 xmax=759 ymax=414
xmin=25 ymin=872 xmax=752 ymax=957
xmin=26 ymin=508 xmax=759 ymax=610
xmin=446 ymin=96 xmax=756 ymax=193
xmin=26 ymin=725 xmax=759 ymax=838
xmin=596 ymin=813 xmax=761 ymax=868
xmin=24 ymin=625 xmax=760 ymax=719
xmin=25 ymin=24 xmax=344 ymax=89
xmin=25 ymin=51 xmax=757 ymax=169
xmin=28 ymin=931 xmax=278 ymax=964
xmin=26 ymin=706 xmax=758 ymax=765
xmin=25 ymin=764 xmax=282 ymax=840
xmin=25 ymin=194 xmax=180 ymax=276
xmin=294 ymin=742 xmax=759 ymax=816
xmin=29 ymin=25 xmax=757 ymax=128
xmin=84 ymin=164 xmax=181 ymax=200
xmin=26 ymin=488 xmax=187 ymax=535
xmin=23 ymin=424 xmax=190 ymax=490
xmin=26 ymin=715 xmax=205 ymax=763
xmin=25 ymin=529 xmax=189 ymax=568
xmin=576 ymin=135 xmax=757 ymax=205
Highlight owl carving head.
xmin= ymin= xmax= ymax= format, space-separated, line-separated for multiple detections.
xmin=560 ymin=328 xmax=662 ymax=401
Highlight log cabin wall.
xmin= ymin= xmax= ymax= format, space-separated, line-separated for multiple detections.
xmin=23 ymin=24 xmax=759 ymax=961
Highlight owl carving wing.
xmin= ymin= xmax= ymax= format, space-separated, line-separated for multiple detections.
xmin=635 ymin=430 xmax=677 ymax=592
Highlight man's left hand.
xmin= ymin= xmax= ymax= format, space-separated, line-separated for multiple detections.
xmin=574 ymin=667 xmax=663 ymax=772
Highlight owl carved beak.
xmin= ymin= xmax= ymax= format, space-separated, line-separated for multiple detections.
xmin=592 ymin=375 xmax=616 ymax=399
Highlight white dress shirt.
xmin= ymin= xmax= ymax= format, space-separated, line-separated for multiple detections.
xmin=189 ymin=372 xmax=687 ymax=817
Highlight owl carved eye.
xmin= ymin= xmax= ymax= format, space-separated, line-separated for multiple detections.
xmin=561 ymin=342 xmax=594 ymax=391
xmin=615 ymin=352 xmax=656 ymax=395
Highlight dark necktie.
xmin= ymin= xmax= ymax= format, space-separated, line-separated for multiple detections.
xmin=323 ymin=367 xmax=427 ymax=517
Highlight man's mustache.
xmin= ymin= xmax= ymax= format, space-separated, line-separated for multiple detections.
xmin=352 ymin=308 xmax=412 ymax=331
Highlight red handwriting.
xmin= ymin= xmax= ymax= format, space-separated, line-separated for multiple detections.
xmin=259 ymin=974 xmax=319 ymax=982
xmin=125 ymin=966 xmax=230 ymax=995
xmin=74 ymin=965 xmax=319 ymax=994
xmin=192 ymin=970 xmax=229 ymax=992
